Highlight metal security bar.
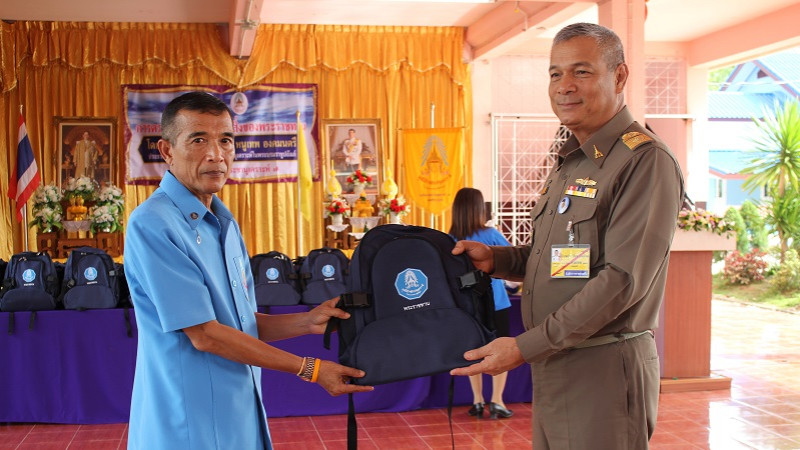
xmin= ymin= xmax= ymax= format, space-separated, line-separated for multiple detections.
xmin=490 ymin=114 xmax=567 ymax=246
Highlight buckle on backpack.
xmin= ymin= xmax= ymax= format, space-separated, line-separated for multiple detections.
xmin=458 ymin=271 xmax=481 ymax=289
xmin=340 ymin=292 xmax=370 ymax=308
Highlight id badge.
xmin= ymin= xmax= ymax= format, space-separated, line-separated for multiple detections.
xmin=550 ymin=244 xmax=590 ymax=278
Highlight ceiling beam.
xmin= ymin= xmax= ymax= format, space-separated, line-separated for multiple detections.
xmin=227 ymin=0 xmax=264 ymax=58
xmin=687 ymin=3 xmax=800 ymax=68
xmin=468 ymin=1 xmax=595 ymax=60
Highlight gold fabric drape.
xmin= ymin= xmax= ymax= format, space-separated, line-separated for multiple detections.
xmin=1 ymin=22 xmax=472 ymax=258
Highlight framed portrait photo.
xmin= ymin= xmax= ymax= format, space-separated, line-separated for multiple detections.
xmin=55 ymin=117 xmax=117 ymax=187
xmin=321 ymin=119 xmax=382 ymax=196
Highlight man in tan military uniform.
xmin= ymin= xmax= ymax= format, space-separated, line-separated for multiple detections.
xmin=452 ymin=23 xmax=685 ymax=448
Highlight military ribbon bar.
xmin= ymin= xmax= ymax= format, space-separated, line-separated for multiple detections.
xmin=564 ymin=185 xmax=597 ymax=199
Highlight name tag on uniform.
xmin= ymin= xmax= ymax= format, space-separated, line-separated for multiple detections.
xmin=550 ymin=244 xmax=590 ymax=278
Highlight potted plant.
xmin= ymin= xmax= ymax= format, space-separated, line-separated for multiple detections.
xmin=346 ymin=169 xmax=372 ymax=195
xmin=673 ymin=208 xmax=736 ymax=252
xmin=324 ymin=196 xmax=350 ymax=226
xmin=379 ymin=195 xmax=409 ymax=224
xmin=29 ymin=184 xmax=64 ymax=233
xmin=91 ymin=184 xmax=125 ymax=233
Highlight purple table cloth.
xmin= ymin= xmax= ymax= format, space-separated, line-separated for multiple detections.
xmin=0 ymin=299 xmax=531 ymax=424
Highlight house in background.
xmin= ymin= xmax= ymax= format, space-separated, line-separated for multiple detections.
xmin=705 ymin=48 xmax=800 ymax=214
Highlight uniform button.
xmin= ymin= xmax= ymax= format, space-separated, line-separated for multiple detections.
xmin=524 ymin=289 xmax=531 ymax=295
xmin=548 ymin=210 xmax=553 ymax=215
xmin=535 ymin=249 xmax=540 ymax=255
xmin=190 ymin=212 xmax=198 ymax=220
xmin=232 ymin=280 xmax=238 ymax=288
xmin=240 ymin=315 xmax=246 ymax=323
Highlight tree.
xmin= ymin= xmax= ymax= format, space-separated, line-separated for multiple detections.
xmin=708 ymin=66 xmax=735 ymax=91
xmin=742 ymin=99 xmax=800 ymax=261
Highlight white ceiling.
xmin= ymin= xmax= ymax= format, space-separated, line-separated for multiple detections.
xmin=2 ymin=0 xmax=798 ymax=56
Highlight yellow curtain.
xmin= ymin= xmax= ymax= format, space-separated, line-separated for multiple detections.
xmin=1 ymin=22 xmax=472 ymax=258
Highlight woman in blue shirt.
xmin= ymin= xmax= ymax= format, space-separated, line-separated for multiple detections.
xmin=449 ymin=187 xmax=514 ymax=419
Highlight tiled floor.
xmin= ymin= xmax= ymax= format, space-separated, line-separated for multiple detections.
xmin=3 ymin=298 xmax=800 ymax=449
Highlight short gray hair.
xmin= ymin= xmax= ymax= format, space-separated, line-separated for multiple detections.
xmin=553 ymin=23 xmax=625 ymax=70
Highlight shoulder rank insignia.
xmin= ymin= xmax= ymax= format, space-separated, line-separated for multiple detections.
xmin=593 ymin=145 xmax=604 ymax=159
xmin=622 ymin=131 xmax=653 ymax=150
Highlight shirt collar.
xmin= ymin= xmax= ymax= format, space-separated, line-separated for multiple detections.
xmin=159 ymin=171 xmax=234 ymax=229
xmin=558 ymin=106 xmax=635 ymax=168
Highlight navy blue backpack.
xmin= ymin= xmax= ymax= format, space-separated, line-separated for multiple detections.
xmin=325 ymin=224 xmax=495 ymax=386
xmin=251 ymin=251 xmax=302 ymax=306
xmin=59 ymin=247 xmax=120 ymax=310
xmin=0 ymin=251 xmax=60 ymax=312
xmin=324 ymin=225 xmax=496 ymax=449
xmin=300 ymin=247 xmax=349 ymax=305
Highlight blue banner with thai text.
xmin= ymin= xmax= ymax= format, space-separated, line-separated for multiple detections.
xmin=123 ymin=84 xmax=319 ymax=184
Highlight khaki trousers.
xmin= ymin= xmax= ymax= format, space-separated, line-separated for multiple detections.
xmin=531 ymin=333 xmax=659 ymax=449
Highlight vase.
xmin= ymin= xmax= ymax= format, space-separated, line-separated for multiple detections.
xmin=389 ymin=212 xmax=402 ymax=224
xmin=331 ymin=214 xmax=344 ymax=226
xmin=353 ymin=184 xmax=365 ymax=196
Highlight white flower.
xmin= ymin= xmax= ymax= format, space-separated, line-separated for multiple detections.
xmin=33 ymin=184 xmax=63 ymax=205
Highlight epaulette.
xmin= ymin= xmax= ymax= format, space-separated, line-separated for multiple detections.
xmin=621 ymin=131 xmax=653 ymax=150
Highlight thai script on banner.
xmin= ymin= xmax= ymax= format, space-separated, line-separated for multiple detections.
xmin=123 ymin=84 xmax=319 ymax=185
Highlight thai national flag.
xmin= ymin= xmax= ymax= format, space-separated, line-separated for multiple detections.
xmin=8 ymin=113 xmax=41 ymax=222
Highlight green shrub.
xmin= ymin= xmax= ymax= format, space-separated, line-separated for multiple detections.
xmin=722 ymin=249 xmax=768 ymax=285
xmin=740 ymin=200 xmax=768 ymax=250
xmin=724 ymin=206 xmax=748 ymax=253
xmin=772 ymin=249 xmax=800 ymax=293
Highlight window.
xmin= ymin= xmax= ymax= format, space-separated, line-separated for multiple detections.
xmin=491 ymin=114 xmax=563 ymax=246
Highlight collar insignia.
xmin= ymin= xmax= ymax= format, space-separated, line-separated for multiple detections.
xmin=593 ymin=145 xmax=604 ymax=159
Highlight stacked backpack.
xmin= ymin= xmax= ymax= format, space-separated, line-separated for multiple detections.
xmin=59 ymin=246 xmax=122 ymax=311
xmin=0 ymin=252 xmax=60 ymax=312
xmin=251 ymin=247 xmax=350 ymax=307
xmin=251 ymin=251 xmax=303 ymax=306
xmin=299 ymin=247 xmax=349 ymax=305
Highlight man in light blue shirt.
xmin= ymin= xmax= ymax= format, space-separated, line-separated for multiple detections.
xmin=125 ymin=92 xmax=372 ymax=449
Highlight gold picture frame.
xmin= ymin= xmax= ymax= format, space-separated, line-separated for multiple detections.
xmin=321 ymin=119 xmax=382 ymax=196
xmin=55 ymin=116 xmax=117 ymax=187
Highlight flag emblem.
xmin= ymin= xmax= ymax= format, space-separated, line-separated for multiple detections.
xmin=8 ymin=113 xmax=41 ymax=222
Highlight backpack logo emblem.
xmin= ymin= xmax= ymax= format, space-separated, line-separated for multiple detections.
xmin=266 ymin=267 xmax=279 ymax=281
xmin=322 ymin=264 xmax=335 ymax=278
xmin=22 ymin=269 xmax=36 ymax=283
xmin=84 ymin=267 xmax=98 ymax=281
xmin=395 ymin=268 xmax=428 ymax=300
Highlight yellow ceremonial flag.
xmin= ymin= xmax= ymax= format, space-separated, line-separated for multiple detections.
xmin=401 ymin=128 xmax=463 ymax=214
xmin=297 ymin=115 xmax=313 ymax=222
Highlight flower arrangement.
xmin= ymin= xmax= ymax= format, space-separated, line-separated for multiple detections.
xmin=346 ymin=169 xmax=372 ymax=188
xmin=29 ymin=184 xmax=64 ymax=233
xmin=379 ymin=195 xmax=409 ymax=217
xmin=91 ymin=184 xmax=125 ymax=233
xmin=677 ymin=208 xmax=734 ymax=236
xmin=63 ymin=176 xmax=97 ymax=202
xmin=324 ymin=196 xmax=350 ymax=218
